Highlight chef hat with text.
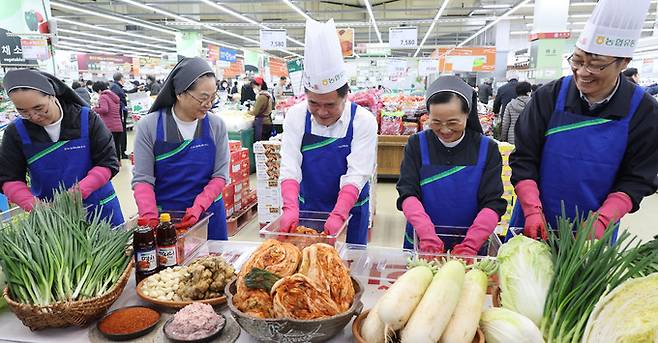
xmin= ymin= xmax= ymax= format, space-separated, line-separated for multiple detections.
xmin=576 ymin=0 xmax=651 ymax=58
xmin=302 ymin=18 xmax=348 ymax=94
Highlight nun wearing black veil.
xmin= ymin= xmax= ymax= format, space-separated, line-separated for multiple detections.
xmin=131 ymin=57 xmax=230 ymax=240
xmin=396 ymin=75 xmax=507 ymax=256
xmin=0 ymin=68 xmax=123 ymax=226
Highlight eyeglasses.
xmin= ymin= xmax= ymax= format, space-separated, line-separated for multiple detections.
xmin=186 ymin=91 xmax=218 ymax=107
xmin=430 ymin=119 xmax=465 ymax=131
xmin=17 ymin=98 xmax=51 ymax=120
xmin=567 ymin=55 xmax=619 ymax=74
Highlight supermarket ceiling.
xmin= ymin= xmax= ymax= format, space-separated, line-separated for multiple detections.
xmin=51 ymin=0 xmax=658 ymax=59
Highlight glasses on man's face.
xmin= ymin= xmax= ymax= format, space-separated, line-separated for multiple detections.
xmin=186 ymin=91 xmax=218 ymax=107
xmin=567 ymin=55 xmax=619 ymax=75
xmin=17 ymin=99 xmax=50 ymax=120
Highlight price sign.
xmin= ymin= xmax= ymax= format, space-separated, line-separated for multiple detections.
xmin=260 ymin=29 xmax=287 ymax=50
xmin=389 ymin=27 xmax=417 ymax=49
xmin=418 ymin=59 xmax=439 ymax=76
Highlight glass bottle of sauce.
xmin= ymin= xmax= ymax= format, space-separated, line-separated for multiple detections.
xmin=133 ymin=218 xmax=157 ymax=283
xmin=156 ymin=213 xmax=178 ymax=271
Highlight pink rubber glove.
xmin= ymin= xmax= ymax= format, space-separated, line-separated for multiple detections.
xmin=592 ymin=192 xmax=632 ymax=239
xmin=2 ymin=181 xmax=36 ymax=211
xmin=324 ymin=184 xmax=359 ymax=236
xmin=402 ymin=196 xmax=444 ymax=254
xmin=178 ymin=177 xmax=226 ymax=229
xmin=452 ymin=208 xmax=499 ymax=257
xmin=515 ymin=179 xmax=548 ymax=241
xmin=279 ymin=179 xmax=300 ymax=233
xmin=77 ymin=166 xmax=111 ymax=199
xmin=133 ymin=182 xmax=158 ymax=221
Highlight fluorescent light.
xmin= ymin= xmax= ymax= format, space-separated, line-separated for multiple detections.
xmin=55 ymin=18 xmax=175 ymax=45
xmin=57 ymin=28 xmax=176 ymax=51
xmin=58 ymin=36 xmax=162 ymax=55
xmin=363 ymin=0 xmax=383 ymax=44
xmin=281 ymin=0 xmax=313 ymax=21
xmin=414 ymin=0 xmax=450 ymax=57
xmin=200 ymin=0 xmax=304 ymax=47
xmin=57 ymin=41 xmax=159 ymax=57
xmin=482 ymin=4 xmax=511 ymax=9
xmin=457 ymin=0 xmax=532 ymax=47
xmin=55 ymin=43 xmax=118 ymax=56
xmin=50 ymin=1 xmax=176 ymax=35
xmin=571 ymin=2 xmax=597 ymax=6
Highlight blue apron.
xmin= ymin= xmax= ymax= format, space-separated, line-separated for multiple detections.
xmin=153 ymin=110 xmax=228 ymax=240
xmin=507 ymin=76 xmax=643 ymax=241
xmin=403 ymin=130 xmax=490 ymax=255
xmin=14 ymin=107 xmax=124 ymax=226
xmin=299 ymin=103 xmax=370 ymax=245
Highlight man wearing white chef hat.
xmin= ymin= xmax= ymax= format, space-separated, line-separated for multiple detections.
xmin=509 ymin=0 xmax=658 ymax=241
xmin=278 ymin=18 xmax=377 ymax=245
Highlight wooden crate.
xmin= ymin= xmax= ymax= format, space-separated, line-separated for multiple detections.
xmin=376 ymin=135 xmax=411 ymax=177
xmin=227 ymin=199 xmax=258 ymax=237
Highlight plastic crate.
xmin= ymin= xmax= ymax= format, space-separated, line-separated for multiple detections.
xmin=260 ymin=211 xmax=351 ymax=250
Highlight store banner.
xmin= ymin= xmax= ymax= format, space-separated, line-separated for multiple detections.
xmin=260 ymin=29 xmax=286 ymax=50
xmin=20 ymin=38 xmax=48 ymax=59
xmin=286 ymin=58 xmax=304 ymax=96
xmin=269 ymin=57 xmax=288 ymax=78
xmin=0 ymin=0 xmax=52 ymax=67
xmin=77 ymin=53 xmax=133 ymax=72
xmin=207 ymin=44 xmax=219 ymax=61
xmin=418 ymin=59 xmax=439 ymax=76
xmin=219 ymin=47 xmax=237 ymax=62
xmin=176 ymin=31 xmax=203 ymax=58
xmin=223 ymin=57 xmax=244 ymax=78
xmin=337 ymin=28 xmax=354 ymax=58
xmin=389 ymin=27 xmax=417 ymax=49
xmin=432 ymin=47 xmax=496 ymax=72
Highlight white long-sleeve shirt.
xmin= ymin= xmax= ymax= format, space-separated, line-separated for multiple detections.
xmin=280 ymin=100 xmax=378 ymax=191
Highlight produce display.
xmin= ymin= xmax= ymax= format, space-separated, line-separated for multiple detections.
xmin=0 ymin=266 xmax=6 ymax=310
xmin=164 ymin=302 xmax=226 ymax=341
xmin=480 ymin=307 xmax=543 ymax=343
xmin=233 ymin=239 xmax=355 ymax=320
xmin=0 ymin=191 xmax=132 ymax=305
xmin=139 ymin=255 xmax=235 ymax=302
xmin=97 ymin=306 xmax=160 ymax=337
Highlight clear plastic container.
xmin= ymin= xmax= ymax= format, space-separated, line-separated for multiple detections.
xmin=180 ymin=240 xmax=262 ymax=269
xmin=339 ymin=244 xmax=414 ymax=285
xmin=412 ymin=225 xmax=502 ymax=258
xmin=259 ymin=210 xmax=351 ymax=250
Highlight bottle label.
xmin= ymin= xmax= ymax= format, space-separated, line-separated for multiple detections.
xmin=136 ymin=250 xmax=157 ymax=272
xmin=157 ymin=245 xmax=178 ymax=267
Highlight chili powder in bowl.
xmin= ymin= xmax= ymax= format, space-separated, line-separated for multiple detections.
xmin=97 ymin=306 xmax=161 ymax=341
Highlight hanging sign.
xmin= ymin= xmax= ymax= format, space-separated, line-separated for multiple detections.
xmin=260 ymin=29 xmax=287 ymax=50
xmin=389 ymin=27 xmax=417 ymax=49
xmin=286 ymin=58 xmax=304 ymax=97
xmin=418 ymin=59 xmax=439 ymax=76
xmin=207 ymin=44 xmax=219 ymax=61
xmin=337 ymin=28 xmax=354 ymax=57
xmin=219 ymin=47 xmax=237 ymax=62
xmin=386 ymin=58 xmax=408 ymax=79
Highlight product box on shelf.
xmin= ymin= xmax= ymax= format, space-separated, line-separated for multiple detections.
xmin=229 ymin=140 xmax=241 ymax=153
xmin=254 ymin=141 xmax=283 ymax=225
xmin=238 ymin=148 xmax=249 ymax=162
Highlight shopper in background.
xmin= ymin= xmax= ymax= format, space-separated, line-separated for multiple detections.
xmin=0 ymin=69 xmax=123 ymax=226
xmin=493 ymin=73 xmax=519 ymax=118
xmin=501 ymin=81 xmax=532 ymax=145
xmin=622 ymin=67 xmax=640 ymax=84
xmin=71 ymin=81 xmax=91 ymax=106
xmin=397 ymin=76 xmax=506 ymax=255
xmin=145 ymin=75 xmax=161 ymax=96
xmin=239 ymin=77 xmax=256 ymax=105
xmin=279 ymin=18 xmax=377 ymax=245
xmin=248 ymin=76 xmax=274 ymax=142
xmin=92 ymin=81 xmax=123 ymax=161
xmin=132 ymin=57 xmax=230 ymax=240
xmin=230 ymin=81 xmax=239 ymax=95
xmin=509 ymin=0 xmax=658 ymax=241
xmin=110 ymin=72 xmax=129 ymax=159
xmin=85 ymin=80 xmax=94 ymax=94
xmin=274 ymin=76 xmax=287 ymax=98
xmin=478 ymin=78 xmax=493 ymax=104
xmin=218 ymin=80 xmax=230 ymax=92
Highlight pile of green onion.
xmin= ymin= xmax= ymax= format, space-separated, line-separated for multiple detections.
xmin=0 ymin=190 xmax=132 ymax=305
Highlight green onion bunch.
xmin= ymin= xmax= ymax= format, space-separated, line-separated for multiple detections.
xmin=0 ymin=190 xmax=132 ymax=305
xmin=541 ymin=209 xmax=658 ymax=342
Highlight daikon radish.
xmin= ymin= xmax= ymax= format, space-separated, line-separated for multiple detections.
xmin=439 ymin=268 xmax=488 ymax=343
xmin=377 ymin=265 xmax=434 ymax=334
xmin=360 ymin=301 xmax=386 ymax=343
xmin=400 ymin=260 xmax=465 ymax=343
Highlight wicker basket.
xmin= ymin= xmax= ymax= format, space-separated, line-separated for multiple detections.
xmin=3 ymin=260 xmax=134 ymax=331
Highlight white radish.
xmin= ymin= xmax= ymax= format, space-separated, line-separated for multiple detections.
xmin=360 ymin=301 xmax=386 ymax=343
xmin=400 ymin=260 xmax=465 ymax=343
xmin=377 ymin=265 xmax=434 ymax=335
xmin=439 ymin=269 xmax=488 ymax=343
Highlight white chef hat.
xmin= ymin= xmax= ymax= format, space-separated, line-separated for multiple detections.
xmin=576 ymin=0 xmax=651 ymax=58
xmin=302 ymin=18 xmax=348 ymax=94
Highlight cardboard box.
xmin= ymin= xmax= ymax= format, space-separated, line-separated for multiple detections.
xmin=222 ymin=183 xmax=235 ymax=205
xmin=240 ymin=159 xmax=250 ymax=174
xmin=253 ymin=141 xmax=281 ymax=154
xmin=229 ymin=140 xmax=241 ymax=152
xmin=230 ymin=150 xmax=241 ymax=164
xmin=239 ymin=148 xmax=249 ymax=162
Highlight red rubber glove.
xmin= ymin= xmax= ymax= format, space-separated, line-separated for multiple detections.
xmin=177 ymin=177 xmax=226 ymax=230
xmin=279 ymin=179 xmax=300 ymax=233
xmin=2 ymin=181 xmax=36 ymax=211
xmin=324 ymin=184 xmax=360 ymax=236
xmin=452 ymin=208 xmax=499 ymax=257
xmin=592 ymin=192 xmax=632 ymax=239
xmin=402 ymin=196 xmax=444 ymax=254
xmin=515 ymin=179 xmax=548 ymax=241
xmin=77 ymin=166 xmax=111 ymax=199
xmin=133 ymin=182 xmax=158 ymax=221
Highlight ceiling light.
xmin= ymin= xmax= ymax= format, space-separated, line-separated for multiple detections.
xmin=57 ymin=28 xmax=176 ymax=51
xmin=457 ymin=0 xmax=532 ymax=48
xmin=58 ymin=36 xmax=162 ymax=55
xmin=482 ymin=4 xmax=511 ymax=9
xmin=55 ymin=43 xmax=118 ymax=56
xmin=363 ymin=0 xmax=383 ymax=44
xmin=58 ymin=42 xmax=159 ymax=57
xmin=50 ymin=1 xmax=176 ymax=35
xmin=55 ymin=18 xmax=175 ymax=45
xmin=281 ymin=0 xmax=313 ymax=21
xmin=414 ymin=0 xmax=450 ymax=57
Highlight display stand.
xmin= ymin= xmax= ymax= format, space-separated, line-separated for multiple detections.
xmin=376 ymin=135 xmax=411 ymax=178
